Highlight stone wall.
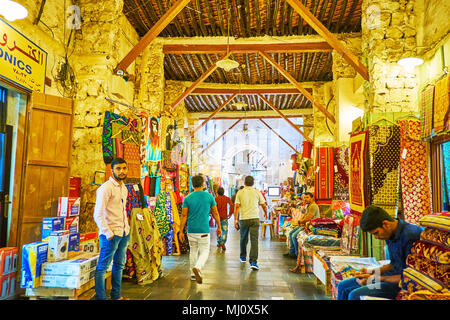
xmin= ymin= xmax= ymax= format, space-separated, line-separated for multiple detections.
xmin=362 ymin=0 xmax=420 ymax=114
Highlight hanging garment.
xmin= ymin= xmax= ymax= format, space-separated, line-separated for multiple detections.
xmin=302 ymin=141 xmax=312 ymax=159
xmin=178 ymin=164 xmax=190 ymax=193
xmin=341 ymin=214 xmax=361 ymax=255
xmin=368 ymin=125 xmax=401 ymax=217
xmin=128 ymin=207 xmax=164 ymax=285
xmin=123 ymin=143 xmax=141 ymax=179
xmin=177 ymin=202 xmax=190 ymax=253
xmin=333 ymin=146 xmax=349 ymax=201
xmin=420 ymin=85 xmax=435 ymax=139
xmin=434 ymin=74 xmax=450 ymax=133
xmin=162 ymin=150 xmax=177 ymax=171
xmin=314 ymin=147 xmax=334 ymax=204
xmin=153 ymin=192 xmax=170 ymax=237
xmin=443 ymin=142 xmax=450 ymax=209
xmin=349 ymin=131 xmax=369 ymax=215
xmin=399 ymin=120 xmax=432 ymax=225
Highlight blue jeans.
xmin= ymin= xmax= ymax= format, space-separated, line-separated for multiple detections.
xmin=95 ymin=233 xmax=130 ymax=300
xmin=337 ymin=277 xmax=400 ymax=300
xmin=217 ymin=219 xmax=229 ymax=245
xmin=288 ymin=226 xmax=302 ymax=255
xmin=240 ymin=219 xmax=259 ymax=263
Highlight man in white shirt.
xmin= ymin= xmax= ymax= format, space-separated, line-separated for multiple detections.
xmin=93 ymin=158 xmax=130 ymax=300
xmin=234 ymin=176 xmax=267 ymax=270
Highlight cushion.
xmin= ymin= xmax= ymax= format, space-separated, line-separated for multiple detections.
xmin=419 ymin=212 xmax=450 ymax=232
xmin=410 ymin=240 xmax=450 ymax=264
xmin=420 ymin=227 xmax=450 ymax=248
xmin=406 ymin=254 xmax=449 ymax=286
xmin=402 ymin=267 xmax=446 ymax=293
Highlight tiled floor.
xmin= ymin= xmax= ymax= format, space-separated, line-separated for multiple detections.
xmin=121 ymin=226 xmax=331 ymax=300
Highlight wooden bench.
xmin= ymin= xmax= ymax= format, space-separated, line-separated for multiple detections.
xmin=26 ymin=272 xmax=111 ymax=300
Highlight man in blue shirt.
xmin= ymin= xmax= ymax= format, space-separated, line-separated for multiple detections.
xmin=179 ymin=175 xmax=222 ymax=284
xmin=337 ymin=205 xmax=423 ymax=300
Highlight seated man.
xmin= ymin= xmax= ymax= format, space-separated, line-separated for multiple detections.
xmin=284 ymin=192 xmax=319 ymax=258
xmin=337 ymin=206 xmax=423 ymax=300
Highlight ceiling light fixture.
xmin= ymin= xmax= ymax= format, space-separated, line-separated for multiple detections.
xmin=0 ymin=0 xmax=28 ymax=22
xmin=216 ymin=0 xmax=239 ymax=72
xmin=232 ymin=73 xmax=247 ymax=110
xmin=397 ymin=57 xmax=424 ymax=72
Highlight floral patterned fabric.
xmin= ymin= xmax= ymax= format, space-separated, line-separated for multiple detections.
xmin=333 ymin=146 xmax=349 ymax=201
xmin=399 ymin=120 xmax=432 ymax=225
xmin=419 ymin=212 xmax=450 ymax=233
xmin=410 ymin=240 xmax=450 ymax=264
xmin=349 ymin=131 xmax=369 ymax=215
xmin=406 ymin=254 xmax=449 ymax=286
xmin=420 ymin=227 xmax=450 ymax=248
xmin=314 ymin=147 xmax=334 ymax=204
xmin=420 ymin=85 xmax=435 ymax=139
xmin=433 ymin=73 xmax=450 ymax=133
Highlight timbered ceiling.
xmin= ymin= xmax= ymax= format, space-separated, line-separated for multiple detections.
xmin=122 ymin=0 xmax=363 ymax=112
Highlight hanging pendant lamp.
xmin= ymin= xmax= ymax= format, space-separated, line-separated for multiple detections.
xmin=216 ymin=0 xmax=239 ymax=72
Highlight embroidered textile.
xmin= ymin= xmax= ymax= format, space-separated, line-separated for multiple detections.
xmin=123 ymin=144 xmax=141 ymax=178
xmin=407 ymin=290 xmax=450 ymax=300
xmin=153 ymin=192 xmax=170 ymax=237
xmin=420 ymin=86 xmax=435 ymax=138
xmin=310 ymin=227 xmax=340 ymax=238
xmin=333 ymin=146 xmax=349 ymax=201
xmin=399 ymin=120 xmax=432 ymax=225
xmin=410 ymin=240 xmax=450 ymax=264
xmin=341 ymin=214 xmax=361 ymax=255
xmin=314 ymin=147 xmax=334 ymax=204
xmin=434 ymin=73 xmax=450 ymax=133
xmin=419 ymin=212 xmax=450 ymax=233
xmin=349 ymin=131 xmax=369 ymax=215
xmin=129 ymin=207 xmax=164 ymax=285
xmin=406 ymin=254 xmax=449 ymax=286
xmin=402 ymin=267 xmax=447 ymax=293
xmin=420 ymin=227 xmax=450 ymax=248
xmin=368 ymin=125 xmax=401 ymax=217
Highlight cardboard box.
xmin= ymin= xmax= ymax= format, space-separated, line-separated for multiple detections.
xmin=20 ymin=242 xmax=48 ymax=288
xmin=47 ymin=231 xmax=69 ymax=262
xmin=0 ymin=247 xmax=17 ymax=276
xmin=64 ymin=216 xmax=79 ymax=234
xmin=68 ymin=233 xmax=80 ymax=258
xmin=42 ymin=253 xmax=99 ymax=276
xmin=79 ymin=232 xmax=99 ymax=254
xmin=57 ymin=197 xmax=80 ymax=217
xmin=42 ymin=217 xmax=66 ymax=241
xmin=41 ymin=269 xmax=95 ymax=289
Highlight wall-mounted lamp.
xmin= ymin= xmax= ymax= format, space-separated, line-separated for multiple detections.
xmin=0 ymin=1 xmax=28 ymax=22
xmin=397 ymin=57 xmax=424 ymax=72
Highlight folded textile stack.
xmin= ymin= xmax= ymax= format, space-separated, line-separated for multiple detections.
xmin=400 ymin=212 xmax=450 ymax=300
xmin=307 ymin=218 xmax=343 ymax=238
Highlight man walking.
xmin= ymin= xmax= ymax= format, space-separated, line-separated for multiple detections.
xmin=93 ymin=158 xmax=130 ymax=300
xmin=179 ymin=175 xmax=222 ymax=284
xmin=215 ymin=187 xmax=234 ymax=251
xmin=234 ymin=176 xmax=267 ymax=270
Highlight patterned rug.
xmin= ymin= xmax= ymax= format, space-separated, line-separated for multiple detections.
xmin=399 ymin=120 xmax=432 ymax=225
xmin=434 ymin=74 xmax=450 ymax=134
xmin=368 ymin=125 xmax=401 ymax=217
xmin=349 ymin=131 xmax=369 ymax=215
xmin=314 ymin=147 xmax=334 ymax=204
xmin=333 ymin=146 xmax=349 ymax=201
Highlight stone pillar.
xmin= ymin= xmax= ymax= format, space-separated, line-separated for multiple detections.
xmin=312 ymin=83 xmax=335 ymax=145
xmin=134 ymin=41 xmax=165 ymax=115
xmin=362 ymin=0 xmax=419 ymax=114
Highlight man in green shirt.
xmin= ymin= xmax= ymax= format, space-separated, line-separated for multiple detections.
xmin=179 ymin=175 xmax=222 ymax=284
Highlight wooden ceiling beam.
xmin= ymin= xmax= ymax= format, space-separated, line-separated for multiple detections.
xmin=259 ymin=51 xmax=335 ymax=123
xmin=257 ymin=93 xmax=313 ymax=145
xmin=190 ymin=88 xmax=312 ymax=95
xmin=286 ymin=0 xmax=369 ymax=80
xmin=162 ymin=42 xmax=333 ymax=54
xmin=114 ymin=0 xmax=191 ymax=74
xmin=199 ymin=119 xmax=242 ymax=155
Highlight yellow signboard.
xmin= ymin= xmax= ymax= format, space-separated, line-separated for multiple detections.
xmin=0 ymin=17 xmax=47 ymax=92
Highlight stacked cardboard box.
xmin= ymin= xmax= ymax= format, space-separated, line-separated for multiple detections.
xmin=0 ymin=247 xmax=18 ymax=299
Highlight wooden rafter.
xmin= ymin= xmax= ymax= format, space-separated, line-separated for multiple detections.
xmin=114 ymin=0 xmax=191 ymax=74
xmin=257 ymin=93 xmax=313 ymax=145
xmin=258 ymin=118 xmax=299 ymax=154
xmin=190 ymin=87 xmax=312 ymax=95
xmin=199 ymin=119 xmax=242 ymax=155
xmin=169 ymin=51 xmax=233 ymax=113
xmin=285 ymin=0 xmax=369 ymax=80
xmin=190 ymin=93 xmax=237 ymax=137
xmin=259 ymin=51 xmax=335 ymax=123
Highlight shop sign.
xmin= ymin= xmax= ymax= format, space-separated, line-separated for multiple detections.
xmin=0 ymin=17 xmax=47 ymax=92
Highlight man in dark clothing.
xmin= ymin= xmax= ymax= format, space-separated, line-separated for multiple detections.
xmin=337 ymin=205 xmax=423 ymax=300
xmin=215 ymin=187 xmax=234 ymax=251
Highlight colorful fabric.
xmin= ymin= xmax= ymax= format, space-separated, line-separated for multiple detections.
xmin=314 ymin=147 xmax=334 ymax=204
xmin=153 ymin=192 xmax=170 ymax=237
xmin=302 ymin=141 xmax=312 ymax=158
xmin=420 ymin=227 xmax=450 ymax=248
xmin=407 ymin=289 xmax=450 ymax=300
xmin=349 ymin=131 xmax=369 ymax=215
xmin=115 ymin=137 xmax=124 ymax=158
xmin=443 ymin=142 xmax=450 ymax=210
xmin=102 ymin=111 xmax=128 ymax=164
xmin=162 ymin=150 xmax=177 ymax=171
xmin=399 ymin=120 xmax=432 ymax=225
xmin=310 ymin=227 xmax=340 ymax=238
xmin=305 ymin=235 xmax=341 ymax=246
xmin=215 ymin=195 xmax=234 ymax=220
xmin=341 ymin=214 xmax=361 ymax=255
xmin=333 ymin=146 xmax=349 ymax=201
xmin=420 ymin=85 xmax=435 ymax=138
xmin=368 ymin=125 xmax=401 ymax=217
xmin=129 ymin=207 xmax=164 ymax=285
xmin=178 ymin=164 xmax=189 ymax=193
xmin=310 ymin=217 xmax=338 ymax=226
xmin=410 ymin=240 xmax=450 ymax=264
xmin=419 ymin=212 xmax=450 ymax=233
xmin=406 ymin=254 xmax=449 ymax=286
xmin=434 ymin=73 xmax=450 ymax=133
xmin=123 ymin=144 xmax=141 ymax=179
xmin=164 ymin=192 xmax=174 ymax=255
xmin=402 ymin=267 xmax=447 ymax=293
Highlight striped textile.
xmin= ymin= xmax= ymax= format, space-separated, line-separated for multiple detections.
xmin=420 ymin=85 xmax=435 ymax=138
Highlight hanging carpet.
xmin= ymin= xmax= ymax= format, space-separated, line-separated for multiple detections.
xmin=333 ymin=146 xmax=349 ymax=201
xmin=349 ymin=131 xmax=369 ymax=215
xmin=314 ymin=147 xmax=334 ymax=204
